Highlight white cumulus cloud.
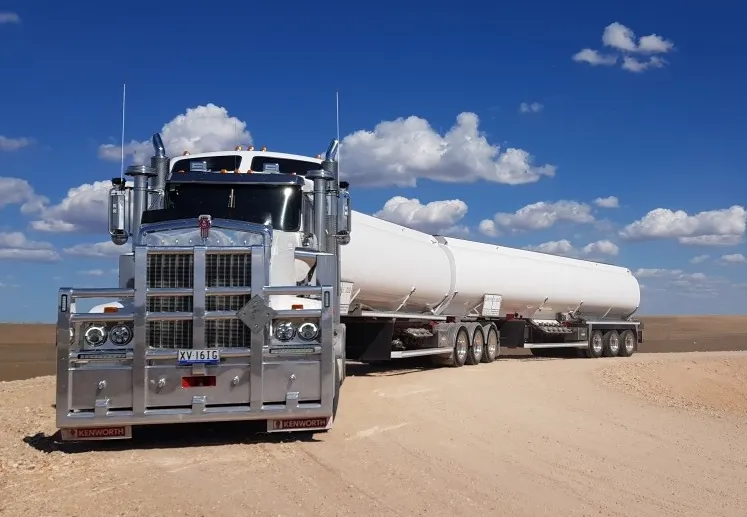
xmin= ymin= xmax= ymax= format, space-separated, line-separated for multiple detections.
xmin=99 ymin=104 xmax=252 ymax=164
xmin=63 ymin=241 xmax=123 ymax=257
xmin=0 ymin=136 xmax=33 ymax=151
xmin=0 ymin=232 xmax=60 ymax=262
xmin=572 ymin=49 xmax=617 ymax=66
xmin=619 ymin=205 xmax=746 ymax=246
xmin=525 ymin=239 xmax=619 ymax=258
xmin=486 ymin=200 xmax=595 ymax=232
xmin=593 ymin=196 xmax=619 ymax=208
xmin=374 ymin=196 xmax=470 ymax=236
xmin=574 ymin=22 xmax=674 ymax=73
xmin=339 ymin=112 xmax=556 ymax=188
xmin=27 ymin=180 xmax=128 ymax=233
xmin=690 ymin=254 xmax=710 ymax=264
xmin=0 ymin=177 xmax=47 ymax=212
xmin=721 ymin=253 xmax=746 ymax=265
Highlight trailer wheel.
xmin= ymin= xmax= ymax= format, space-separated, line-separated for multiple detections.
xmin=602 ymin=330 xmax=620 ymax=357
xmin=481 ymin=324 xmax=499 ymax=363
xmin=452 ymin=326 xmax=469 ymax=367
xmin=618 ymin=329 xmax=637 ymax=357
xmin=466 ymin=326 xmax=485 ymax=365
xmin=585 ymin=330 xmax=604 ymax=358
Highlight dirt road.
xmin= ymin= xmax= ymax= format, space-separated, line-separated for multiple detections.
xmin=2 ymin=351 xmax=746 ymax=517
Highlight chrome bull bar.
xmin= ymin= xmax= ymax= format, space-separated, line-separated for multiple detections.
xmin=55 ymin=244 xmax=336 ymax=428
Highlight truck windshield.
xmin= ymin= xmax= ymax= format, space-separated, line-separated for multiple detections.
xmin=142 ymin=183 xmax=302 ymax=231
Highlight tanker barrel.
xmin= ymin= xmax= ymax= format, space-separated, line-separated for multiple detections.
xmin=125 ymin=165 xmax=157 ymax=251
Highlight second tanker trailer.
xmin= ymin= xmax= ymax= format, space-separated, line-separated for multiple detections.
xmin=333 ymin=211 xmax=642 ymax=365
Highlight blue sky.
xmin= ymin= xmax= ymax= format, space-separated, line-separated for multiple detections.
xmin=1 ymin=0 xmax=746 ymax=322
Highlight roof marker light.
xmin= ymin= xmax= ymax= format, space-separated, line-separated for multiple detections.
xmin=260 ymin=146 xmax=267 ymax=152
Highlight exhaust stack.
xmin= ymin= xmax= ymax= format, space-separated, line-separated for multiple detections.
xmin=149 ymin=133 xmax=169 ymax=209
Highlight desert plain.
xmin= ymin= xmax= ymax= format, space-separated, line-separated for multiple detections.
xmin=1 ymin=316 xmax=746 ymax=516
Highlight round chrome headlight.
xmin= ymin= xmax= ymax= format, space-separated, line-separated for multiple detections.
xmin=274 ymin=321 xmax=296 ymax=341
xmin=109 ymin=325 xmax=133 ymax=346
xmin=298 ymin=322 xmax=319 ymax=341
xmin=84 ymin=325 xmax=107 ymax=347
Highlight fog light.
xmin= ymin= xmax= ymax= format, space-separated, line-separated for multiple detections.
xmin=109 ymin=324 xmax=133 ymax=346
xmin=298 ymin=322 xmax=319 ymax=341
xmin=84 ymin=325 xmax=107 ymax=347
xmin=274 ymin=321 xmax=295 ymax=341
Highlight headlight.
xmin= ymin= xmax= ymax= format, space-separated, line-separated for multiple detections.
xmin=109 ymin=324 xmax=133 ymax=346
xmin=84 ymin=325 xmax=107 ymax=347
xmin=274 ymin=321 xmax=295 ymax=341
xmin=298 ymin=322 xmax=319 ymax=341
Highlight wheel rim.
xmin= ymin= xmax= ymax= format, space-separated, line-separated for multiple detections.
xmin=473 ymin=331 xmax=484 ymax=358
xmin=592 ymin=334 xmax=603 ymax=353
xmin=609 ymin=334 xmax=619 ymax=353
xmin=456 ymin=331 xmax=469 ymax=361
xmin=624 ymin=333 xmax=635 ymax=352
xmin=486 ymin=330 xmax=498 ymax=357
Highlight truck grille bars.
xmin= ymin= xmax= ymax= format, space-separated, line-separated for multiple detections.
xmin=145 ymin=250 xmax=253 ymax=349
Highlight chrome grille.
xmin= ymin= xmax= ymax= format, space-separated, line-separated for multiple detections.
xmin=145 ymin=250 xmax=252 ymax=349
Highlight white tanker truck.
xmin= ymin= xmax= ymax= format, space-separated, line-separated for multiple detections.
xmin=54 ymin=133 xmax=642 ymax=442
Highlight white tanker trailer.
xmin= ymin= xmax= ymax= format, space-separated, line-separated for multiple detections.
xmin=53 ymin=132 xmax=642 ymax=442
xmin=336 ymin=211 xmax=642 ymax=365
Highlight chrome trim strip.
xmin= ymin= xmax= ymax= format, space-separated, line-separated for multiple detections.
xmin=192 ymin=246 xmax=206 ymax=350
xmin=133 ymin=246 xmax=148 ymax=416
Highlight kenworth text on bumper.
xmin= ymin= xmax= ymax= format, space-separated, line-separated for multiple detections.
xmin=56 ymin=130 xmax=643 ymax=442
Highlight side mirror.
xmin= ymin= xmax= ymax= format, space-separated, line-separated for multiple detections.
xmin=336 ymin=181 xmax=351 ymax=245
xmin=108 ymin=178 xmax=130 ymax=246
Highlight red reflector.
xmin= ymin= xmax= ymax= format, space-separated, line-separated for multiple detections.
xmin=291 ymin=304 xmax=304 ymax=310
xmin=103 ymin=306 xmax=118 ymax=313
xmin=181 ymin=376 xmax=216 ymax=388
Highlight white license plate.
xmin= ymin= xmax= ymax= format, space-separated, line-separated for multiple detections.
xmin=177 ymin=349 xmax=220 ymax=364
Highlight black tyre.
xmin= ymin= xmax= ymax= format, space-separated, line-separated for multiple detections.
xmin=481 ymin=324 xmax=499 ymax=363
xmin=602 ymin=330 xmax=620 ymax=357
xmin=452 ymin=326 xmax=469 ymax=367
xmin=585 ymin=330 xmax=604 ymax=358
xmin=466 ymin=326 xmax=485 ymax=365
xmin=618 ymin=329 xmax=637 ymax=357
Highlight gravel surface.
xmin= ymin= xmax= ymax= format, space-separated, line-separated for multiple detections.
xmin=1 ymin=351 xmax=746 ymax=517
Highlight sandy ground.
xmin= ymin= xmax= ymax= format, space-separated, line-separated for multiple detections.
xmin=1 ymin=350 xmax=747 ymax=517
xmin=2 ymin=316 xmax=747 ymax=381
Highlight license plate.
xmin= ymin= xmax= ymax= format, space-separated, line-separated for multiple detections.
xmin=60 ymin=426 xmax=132 ymax=441
xmin=177 ymin=349 xmax=220 ymax=365
xmin=267 ymin=417 xmax=330 ymax=432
